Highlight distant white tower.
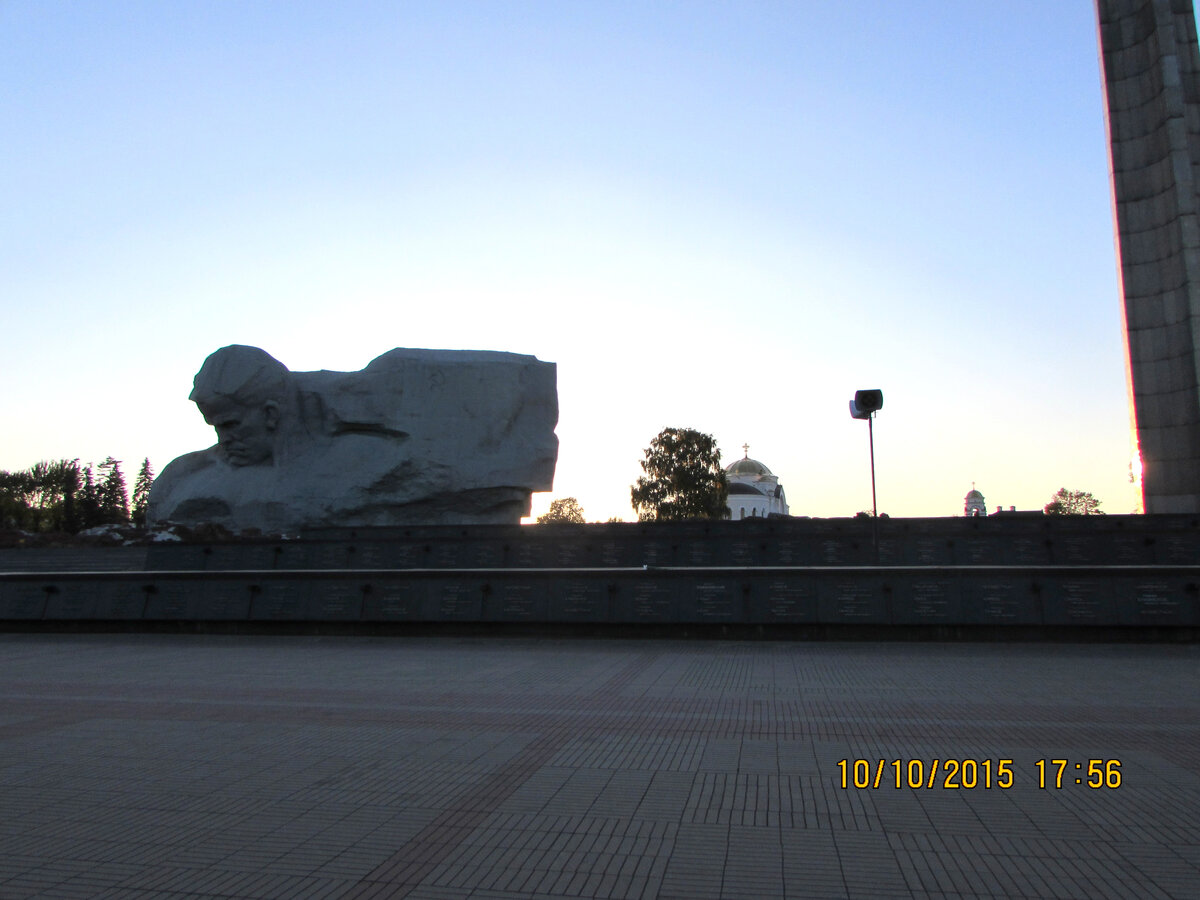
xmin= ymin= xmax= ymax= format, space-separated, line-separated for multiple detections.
xmin=725 ymin=445 xmax=789 ymax=519
xmin=964 ymin=484 xmax=987 ymax=517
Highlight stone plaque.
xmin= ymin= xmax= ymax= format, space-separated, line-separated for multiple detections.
xmin=426 ymin=579 xmax=482 ymax=619
xmin=893 ymin=579 xmax=959 ymax=624
xmin=309 ymin=581 xmax=364 ymax=620
xmin=820 ymin=580 xmax=887 ymax=623
xmin=641 ymin=541 xmax=671 ymax=566
xmin=346 ymin=543 xmax=396 ymax=569
xmin=689 ymin=580 xmax=739 ymax=622
xmin=363 ymin=581 xmax=425 ymax=620
xmin=876 ymin=537 xmax=903 ymax=565
xmin=44 ymin=583 xmax=99 ymax=619
xmin=622 ymin=580 xmax=674 ymax=622
xmin=554 ymin=540 xmax=587 ymax=568
xmin=143 ymin=581 xmax=197 ymax=619
xmin=486 ymin=582 xmax=549 ymax=621
xmin=470 ymin=542 xmax=505 ymax=567
xmin=770 ymin=539 xmax=806 ymax=566
xmin=1053 ymin=536 xmax=1094 ymax=565
xmin=1008 ymin=537 xmax=1050 ymax=565
xmin=684 ymin=540 xmax=716 ymax=566
xmin=967 ymin=580 xmax=1039 ymax=625
xmin=94 ymin=583 xmax=148 ymax=619
xmin=1043 ymin=580 xmax=1116 ymax=625
xmin=598 ymin=540 xmax=629 ymax=567
xmin=197 ymin=580 xmax=254 ymax=619
xmin=728 ymin=541 xmax=756 ymax=566
xmin=1157 ymin=535 xmax=1200 ymax=564
xmin=250 ymin=581 xmax=311 ymax=620
xmin=0 ymin=582 xmax=50 ymax=619
xmin=505 ymin=542 xmax=543 ymax=568
xmin=750 ymin=577 xmax=816 ymax=623
xmin=393 ymin=543 xmax=425 ymax=568
xmin=1109 ymin=536 xmax=1150 ymax=565
xmin=912 ymin=538 xmax=950 ymax=565
xmin=958 ymin=537 xmax=999 ymax=565
xmin=819 ymin=539 xmax=851 ymax=565
xmin=1114 ymin=579 xmax=1193 ymax=625
xmin=304 ymin=543 xmax=351 ymax=569
xmin=429 ymin=542 xmax=468 ymax=569
xmin=550 ymin=579 xmax=609 ymax=621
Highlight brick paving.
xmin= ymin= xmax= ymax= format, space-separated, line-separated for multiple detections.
xmin=0 ymin=635 xmax=1196 ymax=899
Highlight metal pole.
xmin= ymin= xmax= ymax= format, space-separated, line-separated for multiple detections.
xmin=869 ymin=413 xmax=878 ymax=564
xmin=868 ymin=413 xmax=877 ymax=518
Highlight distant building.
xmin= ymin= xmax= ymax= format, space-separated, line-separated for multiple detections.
xmin=964 ymin=485 xmax=1031 ymax=516
xmin=726 ymin=446 xmax=789 ymax=519
xmin=964 ymin=486 xmax=987 ymax=517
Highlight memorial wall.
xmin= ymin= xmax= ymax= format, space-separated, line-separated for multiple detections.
xmin=1 ymin=516 xmax=1198 ymax=633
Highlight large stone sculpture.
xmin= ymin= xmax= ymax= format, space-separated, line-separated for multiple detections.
xmin=148 ymin=345 xmax=558 ymax=531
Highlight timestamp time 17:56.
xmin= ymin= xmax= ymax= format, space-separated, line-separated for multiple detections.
xmin=1036 ymin=759 xmax=1122 ymax=788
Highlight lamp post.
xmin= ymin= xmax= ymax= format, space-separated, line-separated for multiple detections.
xmin=849 ymin=389 xmax=883 ymax=561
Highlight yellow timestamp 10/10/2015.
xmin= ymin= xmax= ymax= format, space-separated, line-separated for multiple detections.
xmin=836 ymin=759 xmax=1122 ymax=790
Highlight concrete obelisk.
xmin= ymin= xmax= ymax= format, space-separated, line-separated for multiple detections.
xmin=1096 ymin=0 xmax=1200 ymax=512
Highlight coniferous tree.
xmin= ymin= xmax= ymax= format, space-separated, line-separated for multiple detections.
xmin=97 ymin=457 xmax=130 ymax=524
xmin=131 ymin=458 xmax=155 ymax=527
xmin=59 ymin=460 xmax=81 ymax=533
xmin=78 ymin=464 xmax=102 ymax=529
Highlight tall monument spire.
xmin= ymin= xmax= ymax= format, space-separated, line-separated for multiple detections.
xmin=1097 ymin=0 xmax=1200 ymax=512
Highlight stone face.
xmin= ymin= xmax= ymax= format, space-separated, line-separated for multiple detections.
xmin=1098 ymin=0 xmax=1200 ymax=512
xmin=148 ymin=345 xmax=558 ymax=531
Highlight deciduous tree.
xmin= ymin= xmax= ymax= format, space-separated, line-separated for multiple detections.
xmin=537 ymin=497 xmax=585 ymax=524
xmin=630 ymin=427 xmax=729 ymax=522
xmin=0 ymin=469 xmax=34 ymax=530
xmin=0 ymin=460 xmax=80 ymax=532
xmin=1043 ymin=488 xmax=1103 ymax=515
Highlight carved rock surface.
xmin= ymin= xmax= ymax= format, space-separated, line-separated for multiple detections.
xmin=148 ymin=346 xmax=558 ymax=531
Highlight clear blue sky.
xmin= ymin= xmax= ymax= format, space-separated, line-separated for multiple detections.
xmin=1 ymin=1 xmax=1162 ymax=520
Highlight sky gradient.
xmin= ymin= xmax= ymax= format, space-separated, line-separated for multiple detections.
xmin=1 ymin=1 xmax=1163 ymax=521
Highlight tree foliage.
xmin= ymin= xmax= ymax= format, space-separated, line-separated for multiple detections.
xmin=0 ymin=459 xmax=81 ymax=532
xmin=1043 ymin=488 xmax=1103 ymax=516
xmin=97 ymin=457 xmax=130 ymax=525
xmin=630 ymin=427 xmax=729 ymax=522
xmin=131 ymin=458 xmax=155 ymax=526
xmin=0 ymin=457 xmax=139 ymax=532
xmin=537 ymin=497 xmax=585 ymax=524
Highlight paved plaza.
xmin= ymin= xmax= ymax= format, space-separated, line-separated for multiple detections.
xmin=0 ymin=635 xmax=1197 ymax=899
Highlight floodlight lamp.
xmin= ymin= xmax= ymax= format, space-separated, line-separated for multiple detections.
xmin=849 ymin=389 xmax=883 ymax=420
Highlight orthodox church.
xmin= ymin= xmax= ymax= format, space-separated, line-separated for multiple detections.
xmin=725 ymin=445 xmax=789 ymax=519
xmin=964 ymin=485 xmax=987 ymax=516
